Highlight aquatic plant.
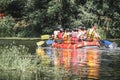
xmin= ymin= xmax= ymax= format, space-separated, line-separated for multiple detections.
xmin=0 ymin=45 xmax=38 ymax=72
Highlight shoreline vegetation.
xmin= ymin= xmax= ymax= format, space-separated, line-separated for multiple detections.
xmin=0 ymin=37 xmax=41 ymax=40
xmin=0 ymin=1 xmax=120 ymax=39
xmin=0 ymin=45 xmax=66 ymax=80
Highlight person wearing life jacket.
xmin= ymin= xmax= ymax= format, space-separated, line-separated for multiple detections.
xmin=86 ymin=25 xmax=100 ymax=41
xmin=57 ymin=28 xmax=64 ymax=43
xmin=71 ymin=28 xmax=79 ymax=44
xmin=52 ymin=27 xmax=60 ymax=40
xmin=82 ymin=26 xmax=87 ymax=40
xmin=77 ymin=26 xmax=87 ymax=41
xmin=63 ymin=28 xmax=71 ymax=44
xmin=77 ymin=26 xmax=83 ymax=42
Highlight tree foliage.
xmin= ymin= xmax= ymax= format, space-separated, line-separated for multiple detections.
xmin=0 ymin=16 xmax=15 ymax=37
xmin=0 ymin=0 xmax=120 ymax=38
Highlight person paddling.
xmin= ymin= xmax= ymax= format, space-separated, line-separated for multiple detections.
xmin=86 ymin=24 xmax=100 ymax=41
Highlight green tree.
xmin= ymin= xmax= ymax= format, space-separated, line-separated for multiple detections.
xmin=0 ymin=0 xmax=15 ymax=12
xmin=0 ymin=0 xmax=120 ymax=38
xmin=0 ymin=16 xmax=15 ymax=37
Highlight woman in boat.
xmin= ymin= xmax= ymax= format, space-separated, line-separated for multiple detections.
xmin=71 ymin=27 xmax=79 ymax=44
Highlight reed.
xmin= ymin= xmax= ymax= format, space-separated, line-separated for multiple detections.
xmin=0 ymin=45 xmax=70 ymax=80
xmin=0 ymin=45 xmax=36 ymax=71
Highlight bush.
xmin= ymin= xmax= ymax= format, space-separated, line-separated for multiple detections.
xmin=0 ymin=45 xmax=35 ymax=71
xmin=0 ymin=16 xmax=15 ymax=37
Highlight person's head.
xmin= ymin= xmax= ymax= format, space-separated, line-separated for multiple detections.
xmin=78 ymin=26 xmax=82 ymax=31
xmin=59 ymin=28 xmax=64 ymax=32
xmin=92 ymin=23 xmax=97 ymax=30
xmin=81 ymin=26 xmax=84 ymax=31
xmin=73 ymin=27 xmax=78 ymax=32
xmin=83 ymin=26 xmax=86 ymax=30
xmin=92 ymin=25 xmax=97 ymax=30
xmin=65 ymin=28 xmax=70 ymax=32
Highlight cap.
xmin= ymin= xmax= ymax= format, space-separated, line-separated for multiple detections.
xmin=60 ymin=28 xmax=63 ymax=31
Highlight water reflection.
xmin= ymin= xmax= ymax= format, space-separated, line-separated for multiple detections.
xmin=52 ymin=47 xmax=100 ymax=80
xmin=1 ymin=45 xmax=120 ymax=80
xmin=33 ymin=46 xmax=120 ymax=80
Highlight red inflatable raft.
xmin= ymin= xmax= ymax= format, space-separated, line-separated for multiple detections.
xmin=52 ymin=40 xmax=100 ymax=49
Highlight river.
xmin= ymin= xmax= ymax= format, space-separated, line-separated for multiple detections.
xmin=0 ymin=39 xmax=120 ymax=80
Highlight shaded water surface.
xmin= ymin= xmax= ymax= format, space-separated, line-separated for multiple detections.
xmin=0 ymin=39 xmax=120 ymax=80
xmin=0 ymin=39 xmax=39 ymax=54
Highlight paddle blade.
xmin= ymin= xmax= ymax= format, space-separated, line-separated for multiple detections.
xmin=104 ymin=40 xmax=112 ymax=46
xmin=36 ymin=41 xmax=44 ymax=46
xmin=41 ymin=35 xmax=50 ymax=40
xmin=46 ymin=40 xmax=53 ymax=45
xmin=99 ymin=40 xmax=112 ymax=48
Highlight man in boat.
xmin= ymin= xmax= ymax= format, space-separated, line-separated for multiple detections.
xmin=86 ymin=25 xmax=100 ymax=41
xmin=63 ymin=28 xmax=71 ymax=44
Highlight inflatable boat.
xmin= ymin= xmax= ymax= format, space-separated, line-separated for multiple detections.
xmin=52 ymin=40 xmax=100 ymax=49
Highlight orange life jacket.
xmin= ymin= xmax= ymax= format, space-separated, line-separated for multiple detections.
xmin=63 ymin=32 xmax=71 ymax=44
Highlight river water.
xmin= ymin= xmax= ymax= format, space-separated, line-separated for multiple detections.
xmin=0 ymin=39 xmax=120 ymax=80
xmin=38 ymin=47 xmax=120 ymax=80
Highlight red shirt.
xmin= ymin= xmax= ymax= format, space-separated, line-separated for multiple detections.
xmin=57 ymin=32 xmax=64 ymax=39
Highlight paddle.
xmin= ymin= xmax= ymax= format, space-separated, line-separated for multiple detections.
xmin=99 ymin=40 xmax=112 ymax=48
xmin=100 ymin=40 xmax=118 ymax=49
xmin=41 ymin=34 xmax=51 ymax=40
xmin=36 ymin=41 xmax=45 ymax=46
xmin=45 ymin=39 xmax=54 ymax=45
xmin=36 ymin=34 xmax=53 ymax=46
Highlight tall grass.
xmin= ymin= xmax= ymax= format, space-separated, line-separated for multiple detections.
xmin=0 ymin=45 xmax=38 ymax=71
xmin=0 ymin=45 xmax=67 ymax=80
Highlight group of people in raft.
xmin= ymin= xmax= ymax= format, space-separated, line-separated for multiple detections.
xmin=51 ymin=25 xmax=101 ymax=48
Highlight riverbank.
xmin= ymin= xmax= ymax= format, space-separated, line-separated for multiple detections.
xmin=0 ymin=37 xmax=41 ymax=40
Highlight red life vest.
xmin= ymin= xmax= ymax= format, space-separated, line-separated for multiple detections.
xmin=57 ymin=32 xmax=64 ymax=39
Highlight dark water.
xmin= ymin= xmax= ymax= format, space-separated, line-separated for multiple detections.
xmin=0 ymin=39 xmax=120 ymax=80
xmin=0 ymin=39 xmax=39 ymax=54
